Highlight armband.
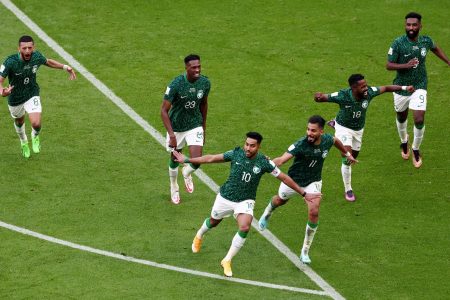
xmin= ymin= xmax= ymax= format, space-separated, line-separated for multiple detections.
xmin=184 ymin=158 xmax=190 ymax=163
xmin=401 ymin=86 xmax=407 ymax=91
xmin=63 ymin=65 xmax=69 ymax=71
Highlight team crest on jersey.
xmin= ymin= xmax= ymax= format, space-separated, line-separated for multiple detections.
xmin=32 ymin=65 xmax=38 ymax=73
xmin=197 ymin=90 xmax=204 ymax=99
xmin=421 ymin=48 xmax=427 ymax=57
xmin=253 ymin=166 xmax=261 ymax=174
xmin=362 ymin=100 xmax=368 ymax=108
xmin=322 ymin=150 xmax=328 ymax=158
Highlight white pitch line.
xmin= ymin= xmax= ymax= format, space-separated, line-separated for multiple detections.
xmin=0 ymin=220 xmax=327 ymax=296
xmin=1 ymin=1 xmax=344 ymax=299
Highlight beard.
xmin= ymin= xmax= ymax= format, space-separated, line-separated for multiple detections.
xmin=406 ymin=29 xmax=419 ymax=39
xmin=307 ymin=136 xmax=316 ymax=144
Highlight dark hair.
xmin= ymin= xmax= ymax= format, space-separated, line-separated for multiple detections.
xmin=308 ymin=115 xmax=326 ymax=129
xmin=246 ymin=132 xmax=263 ymax=144
xmin=348 ymin=73 xmax=365 ymax=86
xmin=184 ymin=54 xmax=200 ymax=64
xmin=19 ymin=35 xmax=34 ymax=45
xmin=405 ymin=12 xmax=422 ymax=21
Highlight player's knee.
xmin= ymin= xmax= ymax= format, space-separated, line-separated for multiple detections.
xmin=239 ymin=223 xmax=251 ymax=233
xmin=309 ymin=209 xmax=319 ymax=220
xmin=414 ymin=120 xmax=424 ymax=128
xmin=209 ymin=217 xmax=221 ymax=227
xmin=273 ymin=196 xmax=287 ymax=207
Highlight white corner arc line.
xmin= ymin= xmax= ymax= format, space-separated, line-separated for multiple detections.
xmin=0 ymin=220 xmax=327 ymax=296
xmin=1 ymin=1 xmax=344 ymax=299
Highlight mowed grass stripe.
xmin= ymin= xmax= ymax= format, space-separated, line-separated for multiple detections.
xmin=1 ymin=0 xmax=344 ymax=299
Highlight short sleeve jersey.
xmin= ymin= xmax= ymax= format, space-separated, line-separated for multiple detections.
xmin=0 ymin=51 xmax=47 ymax=106
xmin=219 ymin=147 xmax=280 ymax=202
xmin=328 ymin=86 xmax=381 ymax=131
xmin=163 ymin=74 xmax=211 ymax=132
xmin=287 ymin=134 xmax=334 ymax=187
xmin=387 ymin=35 xmax=435 ymax=95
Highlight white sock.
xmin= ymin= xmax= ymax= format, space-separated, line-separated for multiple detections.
xmin=262 ymin=200 xmax=276 ymax=220
xmin=182 ymin=163 xmax=196 ymax=177
xmin=341 ymin=163 xmax=352 ymax=192
xmin=196 ymin=218 xmax=211 ymax=239
xmin=224 ymin=232 xmax=246 ymax=261
xmin=412 ymin=125 xmax=425 ymax=150
xmin=31 ymin=127 xmax=40 ymax=139
xmin=301 ymin=223 xmax=318 ymax=255
xmin=396 ymin=119 xmax=408 ymax=143
xmin=14 ymin=123 xmax=28 ymax=143
xmin=169 ymin=167 xmax=178 ymax=188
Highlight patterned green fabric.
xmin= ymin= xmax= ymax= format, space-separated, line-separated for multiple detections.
xmin=388 ymin=35 xmax=435 ymax=95
xmin=328 ymin=86 xmax=380 ymax=130
xmin=0 ymin=51 xmax=47 ymax=106
xmin=164 ymin=74 xmax=211 ymax=132
xmin=287 ymin=133 xmax=334 ymax=187
xmin=219 ymin=147 xmax=278 ymax=202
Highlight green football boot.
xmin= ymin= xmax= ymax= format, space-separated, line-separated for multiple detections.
xmin=32 ymin=136 xmax=41 ymax=153
xmin=21 ymin=142 xmax=31 ymax=158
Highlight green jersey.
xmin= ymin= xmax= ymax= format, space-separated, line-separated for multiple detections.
xmin=0 ymin=51 xmax=47 ymax=106
xmin=164 ymin=74 xmax=211 ymax=132
xmin=219 ymin=147 xmax=280 ymax=202
xmin=328 ymin=86 xmax=381 ymax=131
xmin=387 ymin=35 xmax=435 ymax=95
xmin=287 ymin=134 xmax=334 ymax=187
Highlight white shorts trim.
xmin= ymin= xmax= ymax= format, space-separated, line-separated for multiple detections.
xmin=393 ymin=89 xmax=427 ymax=112
xmin=210 ymin=193 xmax=255 ymax=219
xmin=334 ymin=122 xmax=364 ymax=151
xmin=8 ymin=96 xmax=42 ymax=118
xmin=166 ymin=126 xmax=204 ymax=152
xmin=278 ymin=180 xmax=322 ymax=200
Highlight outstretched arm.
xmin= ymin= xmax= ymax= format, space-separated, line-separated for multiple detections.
xmin=45 ymin=59 xmax=76 ymax=80
xmin=314 ymin=92 xmax=329 ymax=102
xmin=431 ymin=45 xmax=450 ymax=66
xmin=333 ymin=137 xmax=358 ymax=164
xmin=172 ymin=150 xmax=225 ymax=165
xmin=379 ymin=85 xmax=414 ymax=94
xmin=272 ymin=152 xmax=293 ymax=166
xmin=277 ymin=172 xmax=321 ymax=202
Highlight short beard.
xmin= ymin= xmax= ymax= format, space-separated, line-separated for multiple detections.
xmin=406 ymin=30 xmax=418 ymax=39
